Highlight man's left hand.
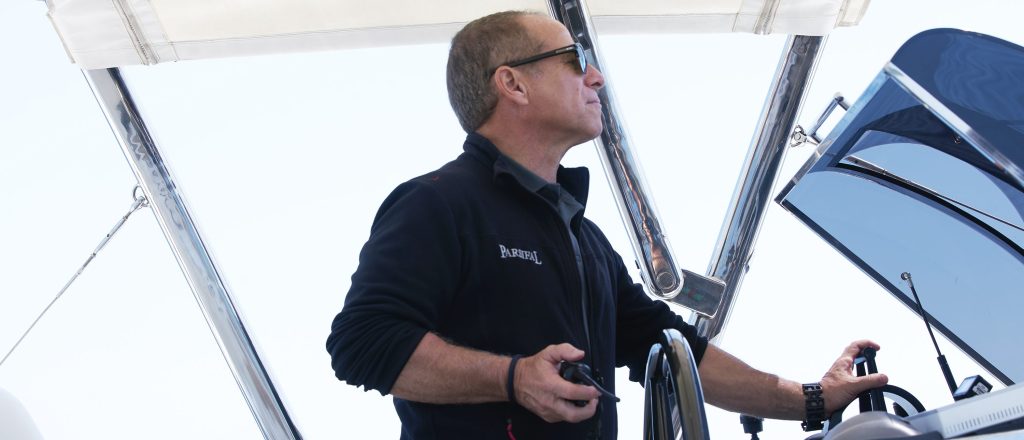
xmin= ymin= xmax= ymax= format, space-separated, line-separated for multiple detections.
xmin=820 ymin=340 xmax=889 ymax=415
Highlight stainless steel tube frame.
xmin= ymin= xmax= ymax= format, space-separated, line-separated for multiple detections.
xmin=83 ymin=68 xmax=301 ymax=440
xmin=643 ymin=329 xmax=709 ymax=440
xmin=546 ymin=0 xmax=684 ymax=299
xmin=696 ymin=35 xmax=827 ymax=341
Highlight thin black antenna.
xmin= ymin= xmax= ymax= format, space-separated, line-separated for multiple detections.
xmin=901 ymin=272 xmax=958 ymax=396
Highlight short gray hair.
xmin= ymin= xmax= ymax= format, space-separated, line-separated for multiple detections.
xmin=446 ymin=11 xmax=545 ymax=133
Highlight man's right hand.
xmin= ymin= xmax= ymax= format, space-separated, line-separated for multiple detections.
xmin=513 ymin=344 xmax=601 ymax=423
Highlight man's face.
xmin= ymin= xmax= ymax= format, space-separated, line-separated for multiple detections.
xmin=518 ymin=16 xmax=605 ymax=147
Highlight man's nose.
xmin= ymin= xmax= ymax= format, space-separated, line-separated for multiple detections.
xmin=586 ymin=66 xmax=605 ymax=90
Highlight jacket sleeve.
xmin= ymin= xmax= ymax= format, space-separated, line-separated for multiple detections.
xmin=611 ymin=250 xmax=708 ymax=384
xmin=326 ymin=179 xmax=461 ymax=395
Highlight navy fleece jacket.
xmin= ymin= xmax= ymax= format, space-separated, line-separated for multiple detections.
xmin=327 ymin=133 xmax=707 ymax=439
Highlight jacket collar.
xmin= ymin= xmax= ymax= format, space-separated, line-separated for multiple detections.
xmin=463 ymin=132 xmax=590 ymax=208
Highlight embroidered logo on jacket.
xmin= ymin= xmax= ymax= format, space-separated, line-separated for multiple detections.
xmin=498 ymin=244 xmax=543 ymax=265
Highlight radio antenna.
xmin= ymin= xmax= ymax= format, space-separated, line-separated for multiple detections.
xmin=901 ymin=272 xmax=958 ymax=396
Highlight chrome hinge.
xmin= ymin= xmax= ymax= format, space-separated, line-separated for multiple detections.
xmin=791 ymin=93 xmax=850 ymax=147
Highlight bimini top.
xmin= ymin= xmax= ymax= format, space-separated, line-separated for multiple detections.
xmin=44 ymin=0 xmax=870 ymax=69
xmin=778 ymin=28 xmax=1024 ymax=385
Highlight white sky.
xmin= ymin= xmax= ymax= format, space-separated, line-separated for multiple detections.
xmin=1 ymin=0 xmax=1022 ymax=438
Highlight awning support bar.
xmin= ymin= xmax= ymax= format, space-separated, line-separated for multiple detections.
xmin=546 ymin=0 xmax=726 ymax=319
xmin=83 ymin=68 xmax=301 ymax=440
xmin=695 ymin=35 xmax=827 ymax=341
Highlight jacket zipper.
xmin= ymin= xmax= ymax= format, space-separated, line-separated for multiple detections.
xmin=501 ymin=173 xmax=602 ymax=437
xmin=513 ymin=179 xmax=595 ymax=363
xmin=549 ymin=208 xmax=593 ymax=365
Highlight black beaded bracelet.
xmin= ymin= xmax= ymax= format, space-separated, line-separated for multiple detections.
xmin=801 ymin=382 xmax=826 ymax=432
xmin=506 ymin=355 xmax=523 ymax=405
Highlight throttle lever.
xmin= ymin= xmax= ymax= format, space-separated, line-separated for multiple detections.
xmin=854 ymin=347 xmax=886 ymax=411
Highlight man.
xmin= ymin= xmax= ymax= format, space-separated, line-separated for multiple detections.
xmin=327 ymin=10 xmax=887 ymax=439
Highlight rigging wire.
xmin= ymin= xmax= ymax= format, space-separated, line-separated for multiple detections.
xmin=0 ymin=186 xmax=149 ymax=368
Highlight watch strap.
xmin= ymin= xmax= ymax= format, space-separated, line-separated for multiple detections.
xmin=801 ymin=382 xmax=826 ymax=431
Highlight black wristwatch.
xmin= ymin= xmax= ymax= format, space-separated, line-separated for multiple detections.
xmin=801 ymin=382 xmax=826 ymax=431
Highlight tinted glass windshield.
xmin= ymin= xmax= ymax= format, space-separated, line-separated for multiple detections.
xmin=778 ymin=29 xmax=1024 ymax=384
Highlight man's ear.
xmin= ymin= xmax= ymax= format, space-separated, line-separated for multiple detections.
xmin=492 ymin=66 xmax=530 ymax=106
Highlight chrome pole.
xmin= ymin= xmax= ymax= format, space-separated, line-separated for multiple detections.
xmin=545 ymin=0 xmax=729 ymax=317
xmin=82 ymin=68 xmax=301 ymax=440
xmin=546 ymin=0 xmax=683 ymax=299
xmin=696 ymin=36 xmax=827 ymax=342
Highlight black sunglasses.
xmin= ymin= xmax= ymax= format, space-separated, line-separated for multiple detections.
xmin=491 ymin=43 xmax=587 ymax=76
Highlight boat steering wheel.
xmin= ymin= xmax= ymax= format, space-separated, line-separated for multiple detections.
xmin=643 ymin=329 xmax=710 ymax=440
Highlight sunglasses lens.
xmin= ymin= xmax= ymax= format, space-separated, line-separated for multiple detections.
xmin=576 ymin=45 xmax=587 ymax=73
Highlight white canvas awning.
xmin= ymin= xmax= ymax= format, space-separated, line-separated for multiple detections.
xmin=46 ymin=0 xmax=870 ymax=69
